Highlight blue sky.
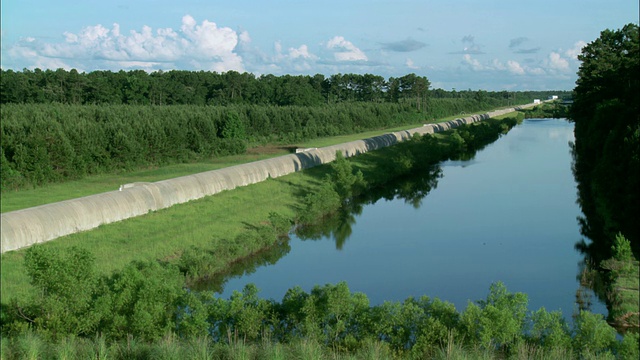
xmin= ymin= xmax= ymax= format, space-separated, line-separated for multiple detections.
xmin=1 ymin=0 xmax=638 ymax=91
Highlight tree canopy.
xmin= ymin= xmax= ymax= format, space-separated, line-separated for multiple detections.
xmin=0 ymin=68 xmax=564 ymax=107
xmin=570 ymin=23 xmax=640 ymax=253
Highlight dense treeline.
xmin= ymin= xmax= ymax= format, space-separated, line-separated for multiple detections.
xmin=0 ymin=102 xmax=415 ymax=191
xmin=521 ymin=102 xmax=570 ymax=119
xmin=569 ymin=23 xmax=640 ymax=256
xmin=0 ymin=68 xmax=568 ymax=192
xmin=0 ymin=68 xmax=565 ymax=107
xmin=0 ymin=98 xmax=530 ymax=192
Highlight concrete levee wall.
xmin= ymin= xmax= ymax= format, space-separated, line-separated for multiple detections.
xmin=1 ymin=104 xmax=535 ymax=253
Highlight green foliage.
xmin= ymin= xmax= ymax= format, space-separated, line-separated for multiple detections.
xmin=328 ymin=151 xmax=367 ymax=200
xmin=571 ymin=310 xmax=617 ymax=358
xmin=460 ymin=282 xmax=528 ymax=352
xmin=570 ymin=22 xmax=640 ymax=337
xmin=220 ymin=110 xmax=246 ymax=140
xmin=617 ymin=332 xmax=640 ymax=360
xmin=1 ymin=68 xmax=563 ymax=108
xmin=177 ymin=246 xmax=221 ymax=281
xmin=528 ymin=307 xmax=572 ymax=350
xmin=0 ymin=103 xmax=421 ymax=190
xmin=177 ymin=219 xmax=288 ymax=283
xmin=612 ymin=233 xmax=633 ymax=262
xmin=447 ymin=131 xmax=467 ymax=155
xmin=599 ymin=233 xmax=639 ymax=329
xmin=19 ymin=246 xmax=102 ymax=338
xmin=0 ymin=147 xmax=25 ymax=191
xmin=102 ymin=260 xmax=186 ymax=341
xmin=299 ymin=181 xmax=341 ymax=224
xmin=570 ymin=23 xmax=640 ymax=250
xmin=0 ymin=68 xmax=561 ymax=193
xmin=226 ymin=284 xmax=274 ymax=342
xmin=268 ymin=212 xmax=294 ymax=236
xmin=2 ymin=270 xmax=633 ymax=359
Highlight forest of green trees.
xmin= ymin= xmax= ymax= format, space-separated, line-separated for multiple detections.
xmin=570 ymin=23 xmax=639 ymax=256
xmin=0 ymin=69 xmax=563 ymax=107
xmin=568 ymin=22 xmax=640 ymax=337
xmin=0 ymin=69 xmax=566 ymax=192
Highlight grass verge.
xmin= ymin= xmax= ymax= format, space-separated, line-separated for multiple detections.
xmin=0 ymin=112 xmax=495 ymax=213
xmin=602 ymin=258 xmax=640 ymax=330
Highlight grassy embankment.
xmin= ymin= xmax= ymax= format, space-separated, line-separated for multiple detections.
xmin=0 ymin=111 xmax=519 ymax=304
xmin=0 ymin=111 xmax=487 ymax=213
xmin=599 ymin=235 xmax=640 ymax=330
xmin=609 ymin=261 xmax=640 ymax=329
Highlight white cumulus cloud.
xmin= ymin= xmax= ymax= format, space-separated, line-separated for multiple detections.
xmin=548 ymin=51 xmax=569 ymax=71
xmin=288 ymin=44 xmax=314 ymax=59
xmin=4 ymin=15 xmax=246 ymax=72
xmin=406 ymin=58 xmax=419 ymax=69
xmin=506 ymin=60 xmax=525 ymax=75
xmin=463 ymin=54 xmax=484 ymax=71
xmin=565 ymin=40 xmax=587 ymax=59
xmin=179 ymin=15 xmax=244 ymax=71
xmin=326 ymin=36 xmax=368 ymax=62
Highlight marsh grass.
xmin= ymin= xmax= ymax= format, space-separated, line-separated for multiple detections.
xmin=0 ymin=334 xmax=596 ymax=360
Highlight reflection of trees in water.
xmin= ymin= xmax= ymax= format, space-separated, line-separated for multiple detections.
xmin=295 ymin=207 xmax=358 ymax=250
xmin=189 ymin=239 xmax=291 ymax=293
xmin=295 ymin=165 xmax=443 ymax=249
xmin=571 ymin=144 xmax=627 ymax=326
xmin=293 ymin=126 xmax=506 ymax=250
xmin=205 ymin=119 xmax=519 ymax=289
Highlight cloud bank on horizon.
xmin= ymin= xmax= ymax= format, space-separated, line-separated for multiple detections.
xmin=1 ymin=0 xmax=637 ymax=91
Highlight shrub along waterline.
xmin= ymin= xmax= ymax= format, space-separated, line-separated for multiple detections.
xmin=3 ymin=254 xmax=637 ymax=360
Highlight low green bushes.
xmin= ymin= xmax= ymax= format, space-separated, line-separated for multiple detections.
xmin=2 ymin=245 xmax=637 ymax=359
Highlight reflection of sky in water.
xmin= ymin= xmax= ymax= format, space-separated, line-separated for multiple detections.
xmin=217 ymin=119 xmax=606 ymax=321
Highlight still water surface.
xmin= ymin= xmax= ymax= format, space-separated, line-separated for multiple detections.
xmin=216 ymin=119 xmax=607 ymax=319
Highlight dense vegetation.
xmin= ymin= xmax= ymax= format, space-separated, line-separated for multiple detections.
xmin=569 ymin=23 xmax=640 ymax=331
xmin=570 ymin=23 xmax=639 ymax=253
xmin=2 ymin=254 xmax=637 ymax=360
xmin=0 ymin=102 xmax=417 ymax=190
xmin=2 ymin=119 xmax=638 ymax=359
xmin=521 ymin=101 xmax=570 ymax=119
xmin=0 ymin=68 xmax=568 ymax=193
xmin=0 ymin=69 xmax=564 ymax=107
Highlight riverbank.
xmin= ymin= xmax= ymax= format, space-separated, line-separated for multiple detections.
xmin=598 ymin=234 xmax=640 ymax=331
xmin=1 ymin=105 xmax=529 ymax=254
xmin=0 ymin=112 xmax=522 ymax=303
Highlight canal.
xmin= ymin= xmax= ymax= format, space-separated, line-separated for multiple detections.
xmin=214 ymin=118 xmax=607 ymax=320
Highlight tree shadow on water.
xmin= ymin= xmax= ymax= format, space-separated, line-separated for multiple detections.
xmin=294 ymin=164 xmax=443 ymax=250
